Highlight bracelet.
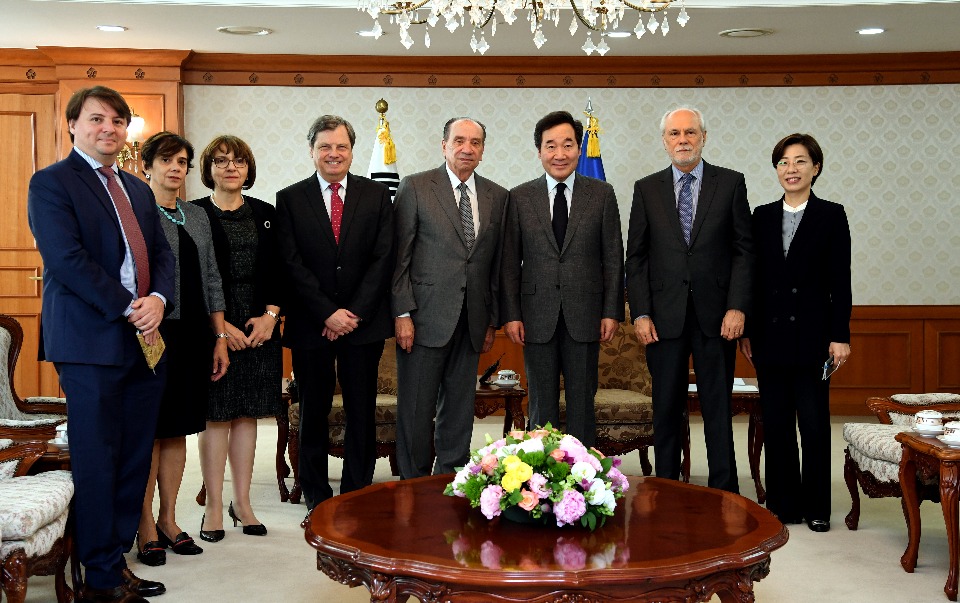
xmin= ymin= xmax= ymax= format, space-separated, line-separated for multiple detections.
xmin=264 ymin=310 xmax=280 ymax=322
xmin=215 ymin=332 xmax=230 ymax=339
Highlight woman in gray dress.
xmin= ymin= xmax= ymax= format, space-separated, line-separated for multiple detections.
xmin=137 ymin=132 xmax=229 ymax=565
xmin=191 ymin=135 xmax=282 ymax=539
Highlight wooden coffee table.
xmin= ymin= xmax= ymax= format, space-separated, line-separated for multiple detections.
xmin=305 ymin=474 xmax=788 ymax=602
xmin=897 ymin=431 xmax=960 ymax=600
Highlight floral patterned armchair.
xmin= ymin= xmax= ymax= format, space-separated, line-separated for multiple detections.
xmin=0 ymin=315 xmax=67 ymax=440
xmin=559 ymin=306 xmax=655 ymax=475
xmin=0 ymin=439 xmax=74 ymax=603
xmin=843 ymin=393 xmax=960 ymax=530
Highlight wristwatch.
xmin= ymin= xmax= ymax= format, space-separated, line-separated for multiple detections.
xmin=264 ymin=310 xmax=280 ymax=322
xmin=215 ymin=332 xmax=230 ymax=339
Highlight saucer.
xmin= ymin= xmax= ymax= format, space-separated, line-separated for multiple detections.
xmin=48 ymin=439 xmax=68 ymax=451
xmin=493 ymin=379 xmax=519 ymax=388
xmin=936 ymin=435 xmax=960 ymax=449
xmin=915 ymin=426 xmax=945 ymax=436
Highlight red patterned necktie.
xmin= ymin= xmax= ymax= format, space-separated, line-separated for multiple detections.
xmin=330 ymin=182 xmax=344 ymax=243
xmin=99 ymin=166 xmax=150 ymax=297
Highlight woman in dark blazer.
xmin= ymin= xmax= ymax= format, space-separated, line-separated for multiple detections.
xmin=739 ymin=133 xmax=852 ymax=533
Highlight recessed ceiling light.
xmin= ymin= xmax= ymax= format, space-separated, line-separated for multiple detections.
xmin=216 ymin=26 xmax=273 ymax=36
xmin=606 ymin=31 xmax=632 ymax=39
xmin=719 ymin=28 xmax=774 ymax=39
xmin=858 ymin=28 xmax=885 ymax=35
xmin=97 ymin=25 xmax=127 ymax=33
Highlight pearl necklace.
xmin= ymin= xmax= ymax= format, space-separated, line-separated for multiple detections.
xmin=211 ymin=192 xmax=244 ymax=212
xmin=157 ymin=201 xmax=186 ymax=226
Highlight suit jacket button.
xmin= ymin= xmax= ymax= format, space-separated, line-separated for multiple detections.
xmin=687 ymin=251 xmax=693 ymax=256
xmin=772 ymin=317 xmax=778 ymax=323
xmin=791 ymin=288 xmax=798 ymax=293
xmin=461 ymin=286 xmax=466 ymax=292
xmin=789 ymin=316 xmax=795 ymax=321
xmin=336 ymin=266 xmax=342 ymax=271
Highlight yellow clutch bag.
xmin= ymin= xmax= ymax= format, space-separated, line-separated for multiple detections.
xmin=136 ymin=331 xmax=166 ymax=373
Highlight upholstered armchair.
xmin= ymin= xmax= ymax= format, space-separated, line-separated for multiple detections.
xmin=0 ymin=315 xmax=67 ymax=440
xmin=284 ymin=337 xmax=400 ymax=504
xmin=0 ymin=439 xmax=74 ymax=603
xmin=843 ymin=393 xmax=960 ymax=530
xmin=558 ymin=308 xmax=655 ymax=475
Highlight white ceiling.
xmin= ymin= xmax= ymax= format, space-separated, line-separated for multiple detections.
xmin=4 ymin=0 xmax=959 ymax=57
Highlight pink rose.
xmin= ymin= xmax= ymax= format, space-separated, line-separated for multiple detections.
xmin=507 ymin=430 xmax=526 ymax=440
xmin=518 ymin=488 xmax=538 ymax=511
xmin=549 ymin=448 xmax=566 ymax=462
xmin=480 ymin=453 xmax=499 ymax=475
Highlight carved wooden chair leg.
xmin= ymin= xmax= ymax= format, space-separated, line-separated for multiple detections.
xmin=1 ymin=549 xmax=28 ymax=603
xmin=288 ymin=425 xmax=302 ymax=504
xmin=639 ymin=446 xmax=653 ymax=476
xmin=196 ymin=483 xmax=207 ymax=506
xmin=843 ymin=448 xmax=861 ymax=530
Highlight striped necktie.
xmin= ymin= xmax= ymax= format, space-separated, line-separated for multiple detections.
xmin=458 ymin=182 xmax=475 ymax=252
xmin=677 ymin=173 xmax=694 ymax=246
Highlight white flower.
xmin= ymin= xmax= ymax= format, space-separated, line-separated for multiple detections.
xmin=517 ymin=437 xmax=544 ymax=454
xmin=571 ymin=461 xmax=597 ymax=483
xmin=585 ymin=478 xmax=616 ymax=512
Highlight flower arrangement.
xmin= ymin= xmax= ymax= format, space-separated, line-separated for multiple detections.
xmin=443 ymin=424 xmax=629 ymax=530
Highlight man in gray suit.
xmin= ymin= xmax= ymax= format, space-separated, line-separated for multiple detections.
xmin=500 ymin=110 xmax=624 ymax=447
xmin=392 ymin=117 xmax=510 ymax=477
xmin=625 ymin=107 xmax=754 ymax=493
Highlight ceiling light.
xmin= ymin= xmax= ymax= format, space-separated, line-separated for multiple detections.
xmin=858 ymin=28 xmax=885 ymax=35
xmin=719 ymin=28 xmax=773 ymax=39
xmin=358 ymin=0 xmax=692 ymax=56
xmin=96 ymin=25 xmax=127 ymax=33
xmin=216 ymin=26 xmax=273 ymax=36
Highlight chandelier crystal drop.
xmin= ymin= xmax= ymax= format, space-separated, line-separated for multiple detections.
xmin=358 ymin=0 xmax=689 ymax=55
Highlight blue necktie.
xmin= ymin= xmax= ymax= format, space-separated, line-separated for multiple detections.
xmin=678 ymin=173 xmax=694 ymax=246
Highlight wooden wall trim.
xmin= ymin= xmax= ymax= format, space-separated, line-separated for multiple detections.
xmin=181 ymin=51 xmax=960 ymax=88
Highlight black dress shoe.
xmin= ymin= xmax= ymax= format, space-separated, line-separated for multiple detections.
xmin=79 ymin=585 xmax=148 ymax=602
xmin=135 ymin=537 xmax=166 ymax=567
xmin=121 ymin=568 xmax=166 ymax=597
xmin=807 ymin=519 xmax=831 ymax=533
xmin=157 ymin=524 xmax=203 ymax=555
xmin=228 ymin=501 xmax=267 ymax=536
xmin=199 ymin=513 xmax=225 ymax=543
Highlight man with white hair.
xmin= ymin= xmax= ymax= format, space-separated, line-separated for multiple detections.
xmin=625 ymin=107 xmax=755 ymax=493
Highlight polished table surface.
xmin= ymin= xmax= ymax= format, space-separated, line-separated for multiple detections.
xmin=305 ymin=474 xmax=788 ymax=602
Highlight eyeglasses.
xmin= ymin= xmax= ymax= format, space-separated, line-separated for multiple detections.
xmin=212 ymin=156 xmax=247 ymax=169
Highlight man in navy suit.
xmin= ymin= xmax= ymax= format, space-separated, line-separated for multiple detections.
xmin=28 ymin=86 xmax=174 ymax=602
xmin=275 ymin=115 xmax=394 ymax=511
xmin=625 ymin=107 xmax=754 ymax=494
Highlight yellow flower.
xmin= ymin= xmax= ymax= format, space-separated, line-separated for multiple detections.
xmin=501 ymin=473 xmax=522 ymax=492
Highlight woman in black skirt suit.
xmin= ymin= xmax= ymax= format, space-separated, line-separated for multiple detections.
xmin=136 ymin=132 xmax=229 ymax=565
xmin=740 ymin=133 xmax=852 ymax=533
xmin=191 ymin=135 xmax=282 ymax=540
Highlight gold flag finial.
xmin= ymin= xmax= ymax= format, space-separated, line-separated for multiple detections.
xmin=375 ymin=99 xmax=397 ymax=166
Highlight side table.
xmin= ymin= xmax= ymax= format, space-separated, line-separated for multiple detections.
xmin=474 ymin=380 xmax=527 ymax=435
xmin=897 ymin=431 xmax=960 ymax=601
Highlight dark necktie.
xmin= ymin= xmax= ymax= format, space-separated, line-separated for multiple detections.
xmin=99 ymin=166 xmax=150 ymax=297
xmin=458 ymin=182 xmax=475 ymax=252
xmin=330 ymin=182 xmax=344 ymax=243
xmin=552 ymin=182 xmax=568 ymax=247
xmin=677 ymin=173 xmax=694 ymax=246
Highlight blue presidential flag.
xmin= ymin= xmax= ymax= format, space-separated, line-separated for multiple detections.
xmin=576 ymin=100 xmax=605 ymax=181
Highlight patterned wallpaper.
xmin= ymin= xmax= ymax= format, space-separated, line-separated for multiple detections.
xmin=183 ymin=84 xmax=960 ymax=305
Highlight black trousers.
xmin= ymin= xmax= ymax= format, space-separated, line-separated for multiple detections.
xmin=755 ymin=363 xmax=832 ymax=522
xmin=646 ymin=296 xmax=739 ymax=493
xmin=293 ymin=339 xmax=384 ymax=510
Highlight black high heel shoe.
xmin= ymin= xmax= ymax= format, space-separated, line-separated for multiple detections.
xmin=228 ymin=502 xmax=267 ymax=536
xmin=157 ymin=523 xmax=204 ymax=555
xmin=198 ymin=513 xmax=225 ymax=543
xmin=136 ymin=533 xmax=166 ymax=567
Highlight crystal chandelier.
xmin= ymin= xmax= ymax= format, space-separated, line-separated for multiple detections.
xmin=357 ymin=0 xmax=688 ymax=56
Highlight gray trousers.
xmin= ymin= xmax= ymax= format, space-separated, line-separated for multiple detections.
xmin=524 ymin=311 xmax=599 ymax=447
xmin=395 ymin=307 xmax=479 ymax=478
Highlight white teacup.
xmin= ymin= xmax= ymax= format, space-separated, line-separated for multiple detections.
xmin=55 ymin=423 xmax=68 ymax=443
xmin=916 ymin=410 xmax=944 ymax=431
xmin=497 ymin=369 xmax=517 ymax=381
xmin=943 ymin=421 xmax=960 ymax=441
